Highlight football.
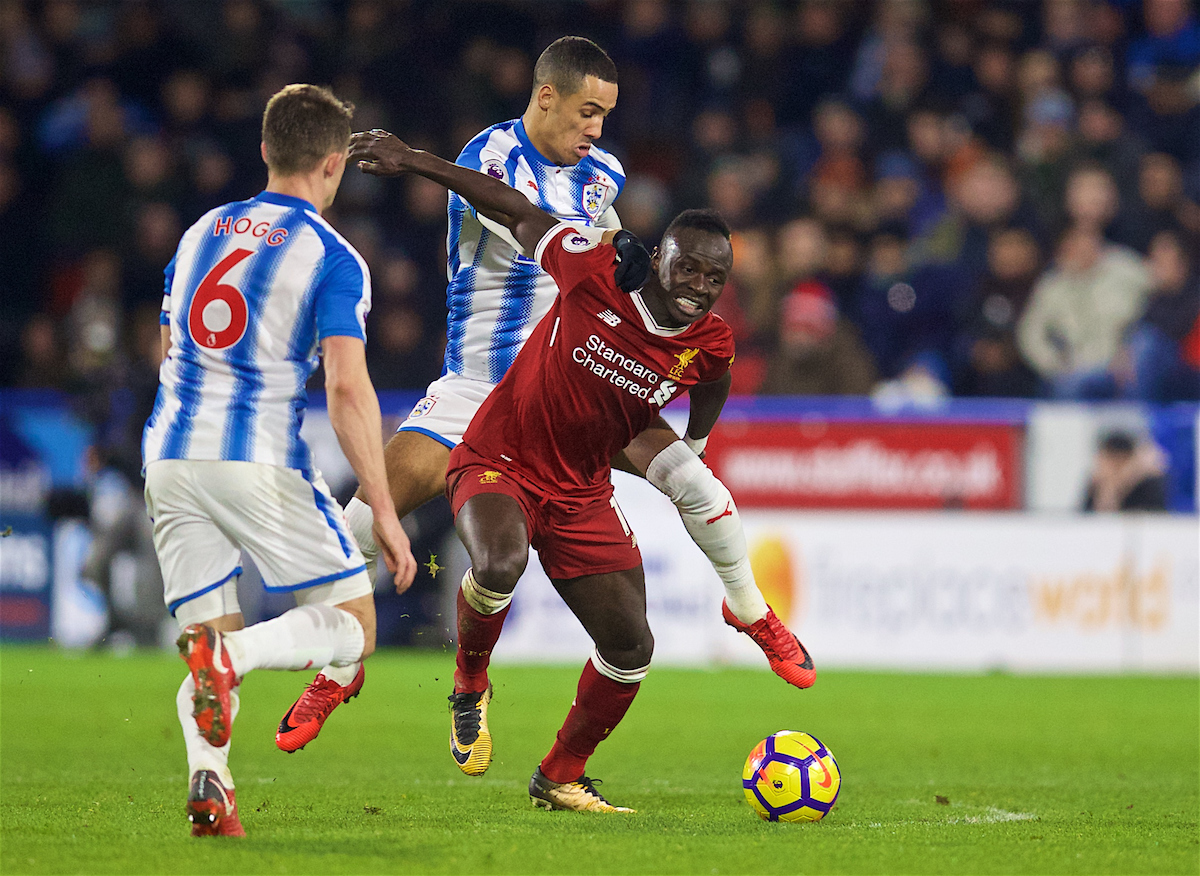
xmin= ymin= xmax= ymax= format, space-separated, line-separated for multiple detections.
xmin=742 ymin=731 xmax=841 ymax=823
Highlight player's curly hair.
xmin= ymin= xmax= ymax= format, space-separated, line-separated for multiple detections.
xmin=664 ymin=208 xmax=733 ymax=242
xmin=533 ymin=36 xmax=617 ymax=97
xmin=261 ymin=84 xmax=354 ymax=175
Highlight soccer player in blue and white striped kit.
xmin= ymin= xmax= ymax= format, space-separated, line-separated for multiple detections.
xmin=279 ymin=39 xmax=813 ymax=770
xmin=143 ymin=84 xmax=416 ymax=836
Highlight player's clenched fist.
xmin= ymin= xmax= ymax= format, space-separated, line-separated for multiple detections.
xmin=349 ymin=129 xmax=419 ymax=176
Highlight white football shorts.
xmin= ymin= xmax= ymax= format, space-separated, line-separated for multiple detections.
xmin=396 ymin=371 xmax=497 ymax=448
xmin=145 ymin=459 xmax=371 ymax=628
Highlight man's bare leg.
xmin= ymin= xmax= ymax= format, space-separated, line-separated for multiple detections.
xmin=329 ymin=430 xmax=449 ymax=674
xmin=346 ymin=430 xmax=453 ymax=565
xmin=276 ymin=431 xmax=450 ymax=751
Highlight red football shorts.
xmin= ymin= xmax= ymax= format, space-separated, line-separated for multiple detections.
xmin=446 ymin=446 xmax=642 ymax=581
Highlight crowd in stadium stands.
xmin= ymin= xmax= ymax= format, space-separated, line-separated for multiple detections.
xmin=3 ymin=0 xmax=1199 ymax=427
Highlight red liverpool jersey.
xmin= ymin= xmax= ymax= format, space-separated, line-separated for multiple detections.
xmin=457 ymin=223 xmax=735 ymax=498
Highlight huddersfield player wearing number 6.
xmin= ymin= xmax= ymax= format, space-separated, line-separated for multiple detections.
xmin=142 ymin=84 xmax=417 ymax=837
xmin=280 ymin=37 xmax=813 ymax=756
xmin=349 ymin=132 xmax=816 ymax=812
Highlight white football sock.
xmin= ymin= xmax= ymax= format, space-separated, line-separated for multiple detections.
xmin=345 ymin=496 xmax=379 ymax=584
xmin=647 ymin=440 xmax=768 ymax=624
xmin=460 ymin=568 xmax=513 ymax=615
xmin=177 ymin=674 xmax=237 ymax=788
xmin=222 ymin=604 xmax=365 ymax=674
xmin=317 ymin=662 xmax=361 ymax=686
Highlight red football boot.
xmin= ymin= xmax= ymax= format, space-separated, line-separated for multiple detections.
xmin=722 ymin=600 xmax=816 ymax=689
xmin=187 ymin=770 xmax=245 ymax=837
xmin=177 ymin=625 xmax=239 ymax=747
xmin=276 ymin=664 xmax=365 ymax=753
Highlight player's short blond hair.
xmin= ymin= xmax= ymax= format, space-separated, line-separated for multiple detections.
xmin=261 ymin=84 xmax=354 ymax=175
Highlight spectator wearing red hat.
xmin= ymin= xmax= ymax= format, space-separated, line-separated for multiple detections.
xmin=760 ymin=280 xmax=877 ymax=395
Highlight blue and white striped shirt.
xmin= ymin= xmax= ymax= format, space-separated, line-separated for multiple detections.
xmin=143 ymin=191 xmax=370 ymax=473
xmin=444 ymin=118 xmax=625 ymax=383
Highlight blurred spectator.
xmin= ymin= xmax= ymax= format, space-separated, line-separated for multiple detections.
xmin=1067 ymin=45 xmax=1119 ymax=105
xmin=63 ymin=248 xmax=124 ymax=386
xmin=616 ymin=173 xmax=672 ymax=243
xmin=1121 ymin=151 xmax=1200 ymax=252
xmin=706 ymin=156 xmax=760 ymax=229
xmin=80 ymin=303 xmax=170 ymax=650
xmin=850 ymin=0 xmax=928 ymax=102
xmin=778 ymin=0 xmax=855 ymax=124
xmin=865 ymin=39 xmax=932 ymax=152
xmin=41 ymin=78 xmax=132 ymax=255
xmin=123 ymin=201 xmax=183 ymax=309
xmin=956 ymin=227 xmax=1042 ymax=397
xmin=963 ymin=40 xmax=1020 ymax=152
xmin=1042 ymin=0 xmax=1090 ymax=59
xmin=1017 ymin=225 xmax=1152 ymax=398
xmin=805 ymin=98 xmax=869 ymax=228
xmin=854 ymin=228 xmax=962 ymax=384
xmin=1127 ymin=0 xmax=1200 ymax=93
xmin=1 ymin=0 xmax=1197 ymax=404
xmin=1082 ymin=430 xmax=1168 ymax=511
xmin=1017 ymin=88 xmax=1077 ymax=230
xmin=872 ymin=352 xmax=954 ymax=406
xmin=367 ymin=303 xmax=444 ymax=391
xmin=776 ymin=216 xmax=827 ymax=286
xmin=1072 ymin=99 xmax=1145 ymax=201
xmin=184 ymin=140 xmax=240 ymax=217
xmin=920 ymin=152 xmax=1027 ymax=281
xmin=2 ymin=1 xmax=56 ymax=106
xmin=822 ymin=225 xmax=865 ymax=312
xmin=760 ymin=280 xmax=877 ymax=395
xmin=722 ymin=227 xmax=777 ymax=340
xmin=870 ymin=151 xmax=918 ymax=233
xmin=1123 ymin=229 xmax=1200 ymax=401
xmin=15 ymin=313 xmax=67 ymax=389
xmin=1128 ymin=62 xmax=1200 ymax=164
xmin=1017 ymin=48 xmax=1063 ymax=106
xmin=1062 ymin=162 xmax=1140 ymax=246
xmin=930 ymin=22 xmax=977 ymax=103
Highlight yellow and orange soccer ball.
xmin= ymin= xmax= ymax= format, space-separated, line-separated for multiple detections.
xmin=742 ymin=731 xmax=841 ymax=822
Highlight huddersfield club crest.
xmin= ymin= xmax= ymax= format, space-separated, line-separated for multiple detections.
xmin=408 ymin=394 xmax=438 ymax=419
xmin=582 ymin=181 xmax=610 ymax=218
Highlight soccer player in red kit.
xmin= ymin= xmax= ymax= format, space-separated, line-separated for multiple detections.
xmin=351 ymin=131 xmax=814 ymax=812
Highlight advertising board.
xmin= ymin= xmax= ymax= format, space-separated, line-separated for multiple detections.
xmin=494 ymin=477 xmax=1199 ymax=673
xmin=704 ymin=420 xmax=1024 ymax=510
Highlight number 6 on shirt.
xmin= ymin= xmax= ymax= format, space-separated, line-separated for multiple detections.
xmin=189 ymin=248 xmax=253 ymax=350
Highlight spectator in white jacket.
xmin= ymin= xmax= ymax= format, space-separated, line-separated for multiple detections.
xmin=1017 ymin=225 xmax=1152 ymax=398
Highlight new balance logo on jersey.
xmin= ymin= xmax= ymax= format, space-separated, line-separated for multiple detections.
xmin=597 ymin=309 xmax=621 ymax=327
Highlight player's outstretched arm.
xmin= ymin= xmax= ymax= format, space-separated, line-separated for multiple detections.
xmin=350 ymin=129 xmax=556 ymax=254
xmin=683 ymin=371 xmax=732 ymax=457
xmin=322 ymin=334 xmax=417 ymax=593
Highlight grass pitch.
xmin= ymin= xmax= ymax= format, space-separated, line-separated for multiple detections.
xmin=1 ymin=648 xmax=1196 ymax=875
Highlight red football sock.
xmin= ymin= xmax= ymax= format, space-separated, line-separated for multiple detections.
xmin=540 ymin=660 xmax=640 ymax=783
xmin=454 ymin=588 xmax=510 ymax=693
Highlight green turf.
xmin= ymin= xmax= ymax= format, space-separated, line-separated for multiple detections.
xmin=1 ymin=647 xmax=1196 ymax=875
